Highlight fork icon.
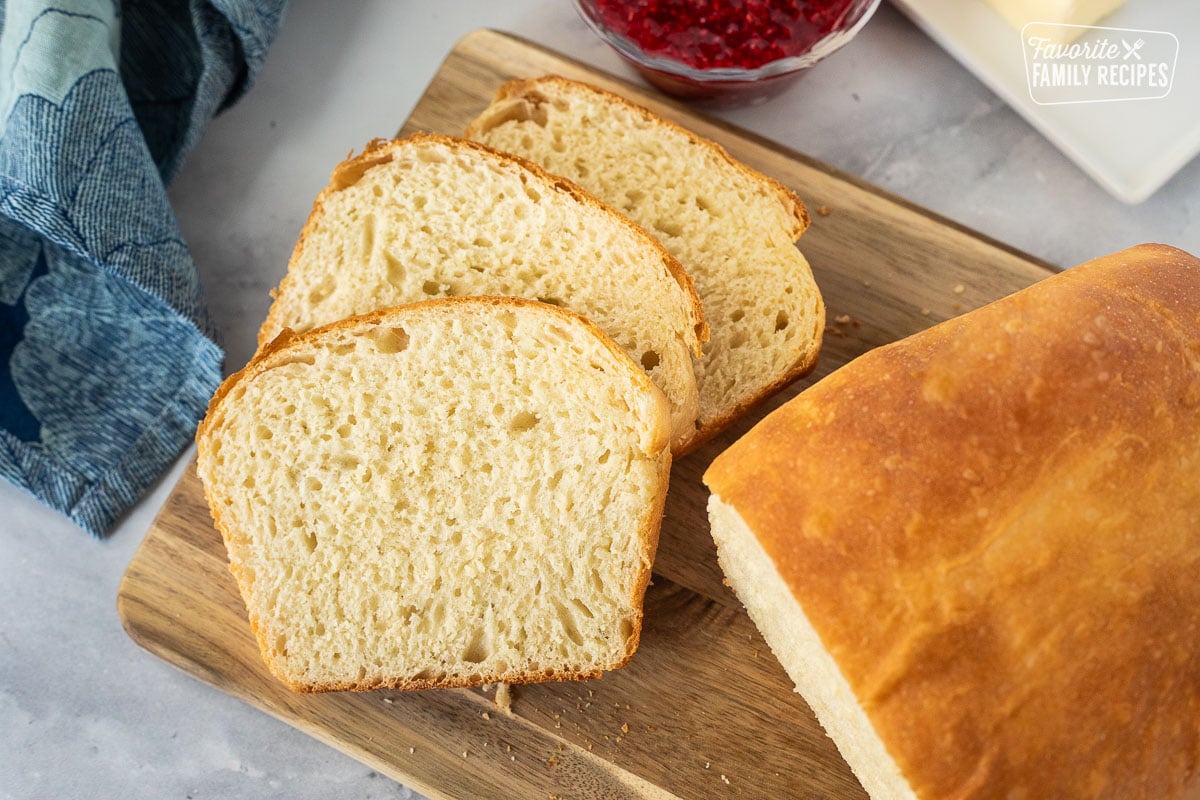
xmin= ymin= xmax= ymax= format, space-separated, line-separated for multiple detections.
xmin=1122 ymin=38 xmax=1146 ymax=60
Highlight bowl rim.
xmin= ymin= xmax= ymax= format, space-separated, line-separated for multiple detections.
xmin=572 ymin=0 xmax=883 ymax=82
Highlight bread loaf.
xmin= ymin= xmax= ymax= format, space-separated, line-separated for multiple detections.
xmin=262 ymin=133 xmax=706 ymax=453
xmin=467 ymin=76 xmax=824 ymax=450
xmin=704 ymin=244 xmax=1200 ymax=799
xmin=198 ymin=297 xmax=671 ymax=692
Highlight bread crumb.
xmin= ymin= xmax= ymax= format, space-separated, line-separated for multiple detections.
xmin=495 ymin=683 xmax=512 ymax=713
xmin=721 ymin=774 xmax=730 ymax=785
xmin=834 ymin=314 xmax=851 ymax=325
xmin=646 ymin=724 xmax=657 ymax=732
xmin=462 ymin=751 xmax=468 ymax=759
xmin=482 ymin=711 xmax=490 ymax=720
xmin=547 ymin=756 xmax=559 ymax=767
xmin=705 ymin=762 xmax=711 ymax=769
xmin=921 ymin=308 xmax=931 ymax=316
xmin=409 ymin=747 xmax=415 ymax=754
xmin=954 ymin=284 xmax=965 ymax=294
xmin=621 ymin=722 xmax=630 ymax=734
xmin=816 ymin=205 xmax=833 ymax=216
xmin=382 ymin=697 xmax=393 ymax=704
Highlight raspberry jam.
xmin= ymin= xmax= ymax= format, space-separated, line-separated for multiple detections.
xmin=576 ymin=0 xmax=878 ymax=103
xmin=589 ymin=0 xmax=860 ymax=71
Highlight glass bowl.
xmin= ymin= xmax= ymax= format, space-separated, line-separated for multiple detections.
xmin=573 ymin=0 xmax=882 ymax=104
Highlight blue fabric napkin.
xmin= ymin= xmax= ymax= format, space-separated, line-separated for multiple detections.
xmin=0 ymin=0 xmax=286 ymax=536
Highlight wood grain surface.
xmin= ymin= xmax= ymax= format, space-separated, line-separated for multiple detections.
xmin=118 ymin=29 xmax=1057 ymax=800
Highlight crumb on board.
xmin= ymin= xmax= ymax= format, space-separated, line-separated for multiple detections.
xmin=834 ymin=314 xmax=852 ymax=325
xmin=495 ymin=683 xmax=513 ymax=713
xmin=481 ymin=711 xmax=490 ymax=720
xmin=954 ymin=284 xmax=965 ymax=294
xmin=721 ymin=774 xmax=730 ymax=785
xmin=382 ymin=697 xmax=393 ymax=704
xmin=816 ymin=205 xmax=833 ymax=216
xmin=621 ymin=722 xmax=630 ymax=734
xmin=921 ymin=308 xmax=931 ymax=316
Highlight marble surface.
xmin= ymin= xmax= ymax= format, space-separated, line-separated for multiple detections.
xmin=1 ymin=1 xmax=1196 ymax=798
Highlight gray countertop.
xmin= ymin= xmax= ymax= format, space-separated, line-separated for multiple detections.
xmin=2 ymin=1 xmax=1196 ymax=798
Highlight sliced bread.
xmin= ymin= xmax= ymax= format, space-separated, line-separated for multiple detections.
xmin=467 ymin=76 xmax=824 ymax=448
xmin=197 ymin=297 xmax=672 ymax=692
xmin=261 ymin=133 xmax=706 ymax=453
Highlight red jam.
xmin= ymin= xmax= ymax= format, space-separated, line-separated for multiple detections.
xmin=590 ymin=0 xmax=859 ymax=71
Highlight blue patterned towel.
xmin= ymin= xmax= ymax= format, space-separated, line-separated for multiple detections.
xmin=0 ymin=0 xmax=286 ymax=536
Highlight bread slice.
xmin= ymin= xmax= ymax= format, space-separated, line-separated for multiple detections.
xmin=261 ymin=133 xmax=706 ymax=453
xmin=197 ymin=297 xmax=672 ymax=692
xmin=704 ymin=244 xmax=1200 ymax=799
xmin=467 ymin=76 xmax=824 ymax=448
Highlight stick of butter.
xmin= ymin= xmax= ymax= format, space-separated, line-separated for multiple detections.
xmin=982 ymin=0 xmax=1126 ymax=41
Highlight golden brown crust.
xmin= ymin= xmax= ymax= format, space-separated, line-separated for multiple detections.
xmin=705 ymin=244 xmax=1200 ymax=799
xmin=199 ymin=296 xmax=671 ymax=693
xmin=468 ymin=75 xmax=811 ymax=240
xmin=258 ymin=132 xmax=708 ymax=354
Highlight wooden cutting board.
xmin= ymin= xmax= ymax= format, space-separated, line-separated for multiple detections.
xmin=118 ymin=29 xmax=1057 ymax=800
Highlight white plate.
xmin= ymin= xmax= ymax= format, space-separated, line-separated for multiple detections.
xmin=889 ymin=0 xmax=1200 ymax=203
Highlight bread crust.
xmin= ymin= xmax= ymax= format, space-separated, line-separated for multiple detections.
xmin=259 ymin=132 xmax=708 ymax=354
xmin=704 ymin=244 xmax=1200 ymax=799
xmin=199 ymin=296 xmax=671 ymax=693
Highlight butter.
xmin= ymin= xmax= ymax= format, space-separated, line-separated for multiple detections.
xmin=982 ymin=0 xmax=1126 ymax=41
